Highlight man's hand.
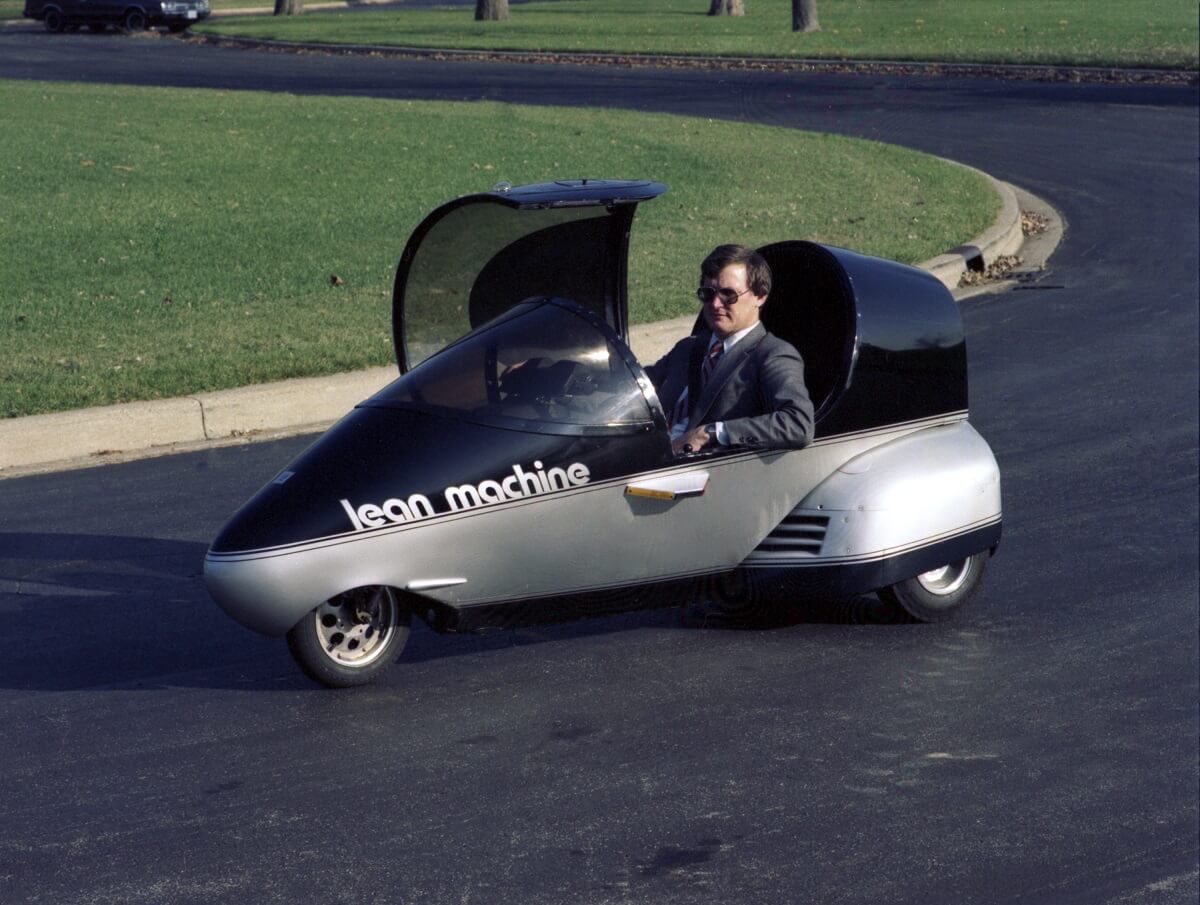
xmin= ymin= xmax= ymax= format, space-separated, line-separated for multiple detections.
xmin=672 ymin=423 xmax=712 ymax=456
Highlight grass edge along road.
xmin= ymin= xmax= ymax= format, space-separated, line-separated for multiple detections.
xmin=194 ymin=0 xmax=1199 ymax=71
xmin=0 ymin=79 xmax=998 ymax=419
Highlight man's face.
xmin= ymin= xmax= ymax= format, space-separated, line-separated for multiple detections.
xmin=700 ymin=263 xmax=765 ymax=339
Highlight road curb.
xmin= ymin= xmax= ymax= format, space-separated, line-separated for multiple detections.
xmin=184 ymin=30 xmax=1198 ymax=85
xmin=922 ymin=165 xmax=1023 ymax=290
xmin=0 ymin=174 xmax=1048 ymax=479
xmin=5 ymin=16 xmax=1198 ymax=84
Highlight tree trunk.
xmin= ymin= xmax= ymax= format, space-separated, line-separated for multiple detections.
xmin=273 ymin=0 xmax=301 ymax=14
xmin=792 ymin=0 xmax=818 ymax=32
xmin=708 ymin=0 xmax=744 ymax=16
xmin=475 ymin=0 xmax=509 ymax=20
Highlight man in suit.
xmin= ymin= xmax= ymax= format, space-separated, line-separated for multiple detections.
xmin=645 ymin=244 xmax=814 ymax=455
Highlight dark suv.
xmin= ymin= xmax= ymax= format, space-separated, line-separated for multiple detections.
xmin=24 ymin=0 xmax=210 ymax=32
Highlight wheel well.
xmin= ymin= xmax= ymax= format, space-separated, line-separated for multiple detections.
xmin=398 ymin=589 xmax=456 ymax=633
xmin=283 ymin=585 xmax=436 ymax=635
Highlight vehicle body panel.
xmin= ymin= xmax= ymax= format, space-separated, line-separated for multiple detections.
xmin=205 ymin=179 xmax=1002 ymax=638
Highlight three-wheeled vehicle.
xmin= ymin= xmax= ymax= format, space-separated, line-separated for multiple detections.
xmin=205 ymin=179 xmax=1002 ymax=687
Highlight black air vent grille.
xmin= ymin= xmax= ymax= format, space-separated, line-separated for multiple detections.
xmin=745 ymin=514 xmax=829 ymax=563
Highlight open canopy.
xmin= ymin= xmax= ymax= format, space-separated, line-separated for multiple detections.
xmin=394 ymin=179 xmax=967 ymax=440
xmin=392 ymin=179 xmax=668 ymax=373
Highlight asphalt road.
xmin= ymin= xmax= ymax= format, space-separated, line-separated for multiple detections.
xmin=1 ymin=31 xmax=1198 ymax=905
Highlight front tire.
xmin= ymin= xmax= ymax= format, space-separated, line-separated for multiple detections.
xmin=44 ymin=9 xmax=66 ymax=32
xmin=287 ymin=586 xmax=411 ymax=688
xmin=121 ymin=8 xmax=146 ymax=32
xmin=877 ymin=551 xmax=988 ymax=623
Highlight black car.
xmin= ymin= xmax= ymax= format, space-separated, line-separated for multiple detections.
xmin=24 ymin=0 xmax=210 ymax=32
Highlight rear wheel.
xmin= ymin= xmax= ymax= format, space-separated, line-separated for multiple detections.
xmin=286 ymin=586 xmax=411 ymax=688
xmin=877 ymin=551 xmax=988 ymax=623
xmin=44 ymin=9 xmax=65 ymax=31
xmin=121 ymin=8 xmax=146 ymax=32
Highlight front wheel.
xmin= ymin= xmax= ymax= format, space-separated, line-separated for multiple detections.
xmin=121 ymin=9 xmax=146 ymax=32
xmin=44 ymin=9 xmax=66 ymax=31
xmin=877 ymin=551 xmax=989 ymax=623
xmin=286 ymin=586 xmax=411 ymax=688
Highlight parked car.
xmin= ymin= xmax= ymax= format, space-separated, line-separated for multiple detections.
xmin=205 ymin=178 xmax=1003 ymax=688
xmin=24 ymin=0 xmax=209 ymax=33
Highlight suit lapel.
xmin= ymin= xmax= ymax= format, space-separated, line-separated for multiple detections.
xmin=690 ymin=322 xmax=765 ymax=426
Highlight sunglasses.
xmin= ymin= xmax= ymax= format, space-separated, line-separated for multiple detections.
xmin=695 ymin=286 xmax=752 ymax=306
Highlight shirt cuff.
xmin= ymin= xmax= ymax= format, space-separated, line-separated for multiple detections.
xmin=713 ymin=421 xmax=728 ymax=445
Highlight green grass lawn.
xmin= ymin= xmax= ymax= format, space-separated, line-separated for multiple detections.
xmin=0 ymin=79 xmax=996 ymax=418
xmin=197 ymin=0 xmax=1199 ymax=69
xmin=209 ymin=0 xmax=269 ymax=10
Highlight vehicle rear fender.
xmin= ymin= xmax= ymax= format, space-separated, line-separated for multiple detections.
xmin=795 ymin=420 xmax=1001 ymax=561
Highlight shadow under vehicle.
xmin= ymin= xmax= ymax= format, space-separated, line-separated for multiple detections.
xmin=205 ymin=179 xmax=1003 ymax=687
xmin=24 ymin=0 xmax=209 ymax=33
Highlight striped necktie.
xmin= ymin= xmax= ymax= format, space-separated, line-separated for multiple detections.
xmin=702 ymin=340 xmax=724 ymax=386
xmin=670 ymin=340 xmax=724 ymax=430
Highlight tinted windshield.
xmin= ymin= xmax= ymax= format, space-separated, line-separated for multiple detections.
xmin=369 ymin=298 xmax=657 ymax=435
xmin=401 ymin=203 xmax=619 ymax=369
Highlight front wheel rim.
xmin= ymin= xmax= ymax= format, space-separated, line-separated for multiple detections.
xmin=313 ymin=587 xmax=398 ymax=668
xmin=915 ymin=559 xmax=972 ymax=596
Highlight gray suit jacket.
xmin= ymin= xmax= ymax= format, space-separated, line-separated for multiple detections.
xmin=644 ymin=322 xmax=814 ymax=449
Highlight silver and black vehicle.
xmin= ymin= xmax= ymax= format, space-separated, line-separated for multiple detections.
xmin=205 ymin=179 xmax=1003 ymax=687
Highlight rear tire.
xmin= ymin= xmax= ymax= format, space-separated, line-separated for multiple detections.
xmin=121 ymin=8 xmax=146 ymax=32
xmin=44 ymin=9 xmax=65 ymax=31
xmin=286 ymin=586 xmax=411 ymax=688
xmin=877 ymin=551 xmax=988 ymax=623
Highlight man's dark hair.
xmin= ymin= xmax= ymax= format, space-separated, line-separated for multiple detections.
xmin=701 ymin=244 xmax=772 ymax=299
